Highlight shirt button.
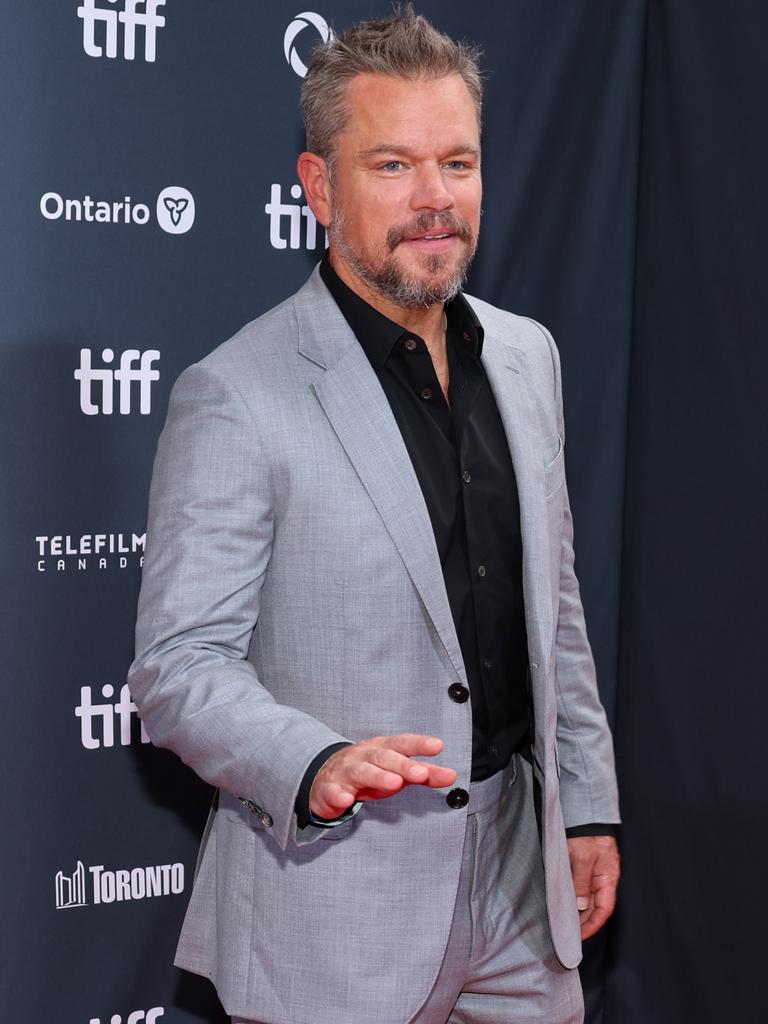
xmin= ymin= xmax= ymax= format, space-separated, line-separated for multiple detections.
xmin=462 ymin=469 xmax=472 ymax=483
xmin=482 ymin=658 xmax=492 ymax=671
xmin=404 ymin=337 xmax=417 ymax=351
xmin=446 ymin=788 xmax=469 ymax=809
xmin=477 ymin=564 xmax=486 ymax=577
xmin=448 ymin=682 xmax=469 ymax=703
xmin=420 ymin=387 xmax=432 ymax=400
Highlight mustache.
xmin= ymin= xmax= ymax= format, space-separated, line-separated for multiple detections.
xmin=386 ymin=212 xmax=475 ymax=252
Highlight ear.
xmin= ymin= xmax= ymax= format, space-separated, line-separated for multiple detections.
xmin=297 ymin=152 xmax=333 ymax=228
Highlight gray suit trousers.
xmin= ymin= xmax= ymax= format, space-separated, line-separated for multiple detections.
xmin=234 ymin=753 xmax=583 ymax=1024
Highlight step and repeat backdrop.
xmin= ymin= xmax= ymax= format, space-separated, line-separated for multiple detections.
xmin=1 ymin=3 xmax=642 ymax=1022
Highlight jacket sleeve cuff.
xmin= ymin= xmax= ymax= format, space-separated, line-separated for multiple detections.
xmin=295 ymin=741 xmax=353 ymax=829
xmin=564 ymin=823 xmax=618 ymax=839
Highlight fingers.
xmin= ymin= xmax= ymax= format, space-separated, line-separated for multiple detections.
xmin=567 ymin=836 xmax=620 ymax=941
xmin=569 ymin=854 xmax=592 ymax=900
xmin=308 ymin=733 xmax=456 ymax=819
xmin=376 ymin=733 xmax=446 ymax=757
xmin=368 ymin=745 xmax=431 ymax=784
xmin=368 ymin=745 xmax=457 ymax=788
xmin=309 ymin=782 xmax=357 ymax=820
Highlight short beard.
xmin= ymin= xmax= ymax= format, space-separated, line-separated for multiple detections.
xmin=328 ymin=204 xmax=477 ymax=309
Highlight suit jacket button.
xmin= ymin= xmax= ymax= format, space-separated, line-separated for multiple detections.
xmin=446 ymin=788 xmax=469 ymax=809
xmin=448 ymin=683 xmax=469 ymax=703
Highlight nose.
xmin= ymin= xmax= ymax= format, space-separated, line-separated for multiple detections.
xmin=409 ymin=161 xmax=455 ymax=212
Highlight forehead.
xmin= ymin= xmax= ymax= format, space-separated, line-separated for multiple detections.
xmin=340 ymin=73 xmax=480 ymax=153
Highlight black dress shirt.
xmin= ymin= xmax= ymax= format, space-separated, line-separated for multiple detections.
xmin=296 ymin=257 xmax=615 ymax=840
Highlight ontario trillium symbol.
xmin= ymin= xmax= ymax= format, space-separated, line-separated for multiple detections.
xmin=163 ymin=196 xmax=188 ymax=227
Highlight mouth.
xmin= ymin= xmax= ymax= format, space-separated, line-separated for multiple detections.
xmin=409 ymin=231 xmax=454 ymax=240
xmin=403 ymin=230 xmax=458 ymax=251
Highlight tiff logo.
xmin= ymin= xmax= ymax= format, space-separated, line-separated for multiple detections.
xmin=91 ymin=1007 xmax=164 ymax=1024
xmin=78 ymin=1 xmax=166 ymax=62
xmin=89 ymin=1009 xmax=164 ymax=1024
xmin=75 ymin=348 xmax=160 ymax=415
xmin=56 ymin=860 xmax=87 ymax=909
xmin=76 ymin=684 xmax=150 ymax=749
xmin=265 ymin=184 xmax=327 ymax=251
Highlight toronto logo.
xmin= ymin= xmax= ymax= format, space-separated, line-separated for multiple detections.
xmin=55 ymin=859 xmax=184 ymax=909
xmin=55 ymin=861 xmax=87 ymax=910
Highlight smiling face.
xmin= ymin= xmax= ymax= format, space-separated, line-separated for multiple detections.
xmin=323 ymin=73 xmax=482 ymax=311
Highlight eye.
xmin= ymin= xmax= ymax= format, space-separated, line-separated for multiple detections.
xmin=380 ymin=160 xmax=403 ymax=172
xmin=444 ymin=160 xmax=469 ymax=170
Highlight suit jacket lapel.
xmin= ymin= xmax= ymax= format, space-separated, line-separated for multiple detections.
xmin=480 ymin=337 xmax=554 ymax=669
xmin=295 ymin=268 xmax=468 ymax=686
xmin=294 ymin=267 xmax=555 ymax=683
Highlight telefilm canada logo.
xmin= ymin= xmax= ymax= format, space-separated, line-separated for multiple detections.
xmin=55 ymin=858 xmax=184 ymax=909
xmin=35 ymin=532 xmax=145 ymax=573
xmin=40 ymin=186 xmax=195 ymax=234
xmin=284 ymin=11 xmax=334 ymax=78
xmin=78 ymin=0 xmax=167 ymax=63
xmin=266 ymin=182 xmax=327 ymax=251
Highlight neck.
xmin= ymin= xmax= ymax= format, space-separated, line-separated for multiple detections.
xmin=329 ymin=249 xmax=447 ymax=352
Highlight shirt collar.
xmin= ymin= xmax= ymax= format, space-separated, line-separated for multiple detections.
xmin=319 ymin=255 xmax=484 ymax=370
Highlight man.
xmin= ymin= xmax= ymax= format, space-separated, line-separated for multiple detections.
xmin=128 ymin=9 xmax=620 ymax=1024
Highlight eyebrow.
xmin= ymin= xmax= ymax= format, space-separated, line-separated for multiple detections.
xmin=357 ymin=143 xmax=480 ymax=161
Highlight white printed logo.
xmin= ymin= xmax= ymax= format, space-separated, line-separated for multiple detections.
xmin=284 ymin=11 xmax=333 ymax=78
xmin=35 ymin=531 xmax=145 ymax=573
xmin=265 ymin=183 xmax=327 ymax=251
xmin=56 ymin=861 xmax=87 ymax=909
xmin=156 ymin=186 xmax=195 ymax=234
xmin=89 ymin=1011 xmax=164 ymax=1024
xmin=74 ymin=348 xmax=159 ymax=415
xmin=76 ymin=684 xmax=150 ymax=749
xmin=41 ymin=191 xmax=149 ymax=225
xmin=40 ymin=187 xmax=195 ymax=233
xmin=78 ymin=0 xmax=166 ymax=62
xmin=55 ymin=859 xmax=184 ymax=909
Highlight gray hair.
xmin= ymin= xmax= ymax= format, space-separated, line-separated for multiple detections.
xmin=301 ymin=4 xmax=483 ymax=176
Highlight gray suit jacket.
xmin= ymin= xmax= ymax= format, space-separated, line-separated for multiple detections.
xmin=128 ymin=265 xmax=620 ymax=1024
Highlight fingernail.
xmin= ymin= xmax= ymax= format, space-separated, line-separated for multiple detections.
xmin=576 ymin=897 xmax=590 ymax=911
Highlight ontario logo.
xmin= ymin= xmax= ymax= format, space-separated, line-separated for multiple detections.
xmin=55 ymin=859 xmax=184 ymax=909
xmin=40 ymin=186 xmax=195 ymax=234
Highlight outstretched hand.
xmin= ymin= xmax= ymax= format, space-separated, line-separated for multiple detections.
xmin=309 ymin=733 xmax=457 ymax=820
